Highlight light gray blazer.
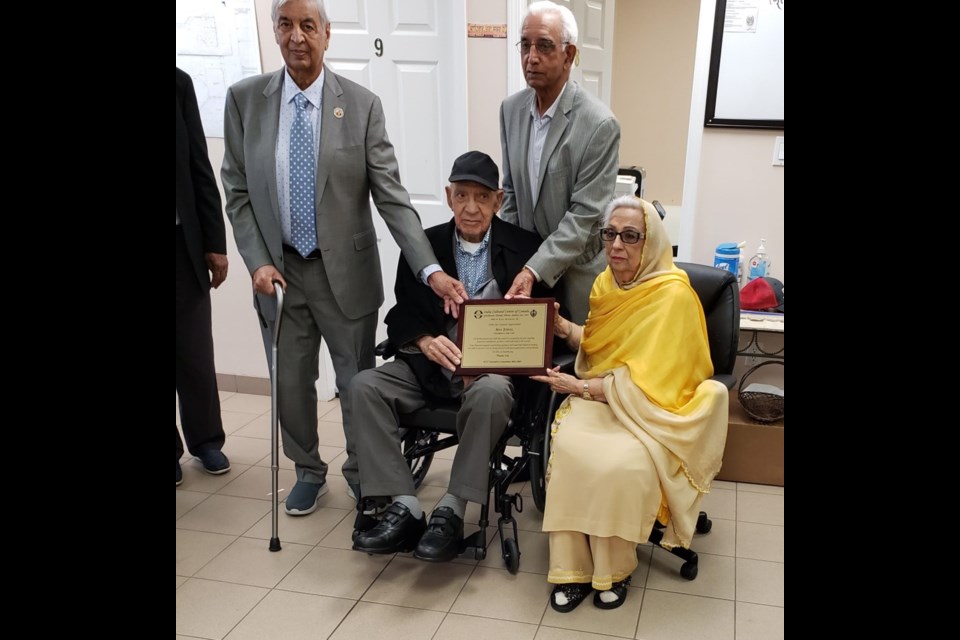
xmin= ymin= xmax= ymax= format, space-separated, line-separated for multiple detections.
xmin=499 ymin=81 xmax=620 ymax=321
xmin=221 ymin=66 xmax=436 ymax=322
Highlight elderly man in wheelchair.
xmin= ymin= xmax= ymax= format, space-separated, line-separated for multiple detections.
xmin=350 ymin=151 xmax=556 ymax=562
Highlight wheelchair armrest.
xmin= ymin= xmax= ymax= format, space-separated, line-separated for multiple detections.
xmin=711 ymin=373 xmax=736 ymax=390
xmin=375 ymin=339 xmax=397 ymax=360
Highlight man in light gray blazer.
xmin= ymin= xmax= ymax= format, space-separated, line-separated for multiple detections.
xmin=501 ymin=1 xmax=621 ymax=324
xmin=221 ymin=0 xmax=465 ymax=516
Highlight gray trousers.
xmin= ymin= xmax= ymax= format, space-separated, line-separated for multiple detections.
xmin=260 ymin=250 xmax=376 ymax=486
xmin=351 ymin=359 xmax=514 ymax=504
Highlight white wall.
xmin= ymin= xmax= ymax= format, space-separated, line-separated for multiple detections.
xmin=206 ymin=0 xmax=284 ymax=380
xmin=206 ymin=136 xmax=270 ymax=380
xmin=691 ymin=129 xmax=785 ymax=281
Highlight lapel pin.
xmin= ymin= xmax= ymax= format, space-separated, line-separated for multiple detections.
xmin=333 ymin=107 xmax=344 ymax=119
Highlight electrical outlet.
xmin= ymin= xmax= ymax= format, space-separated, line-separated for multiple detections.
xmin=772 ymin=136 xmax=784 ymax=166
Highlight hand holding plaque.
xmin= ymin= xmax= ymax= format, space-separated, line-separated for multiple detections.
xmin=454 ymin=298 xmax=554 ymax=375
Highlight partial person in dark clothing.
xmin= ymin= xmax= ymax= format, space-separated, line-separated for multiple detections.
xmin=176 ymin=67 xmax=230 ymax=485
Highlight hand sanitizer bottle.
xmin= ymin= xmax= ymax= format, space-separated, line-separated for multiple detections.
xmin=747 ymin=239 xmax=771 ymax=282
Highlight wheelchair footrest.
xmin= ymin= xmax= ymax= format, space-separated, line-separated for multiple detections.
xmin=462 ymin=529 xmax=487 ymax=560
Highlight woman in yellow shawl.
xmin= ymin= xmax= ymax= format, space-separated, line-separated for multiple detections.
xmin=531 ymin=196 xmax=728 ymax=613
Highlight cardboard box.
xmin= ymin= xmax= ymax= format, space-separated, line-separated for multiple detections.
xmin=715 ymin=392 xmax=784 ymax=486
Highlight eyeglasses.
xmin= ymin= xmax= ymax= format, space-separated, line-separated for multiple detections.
xmin=516 ymin=39 xmax=569 ymax=55
xmin=599 ymin=228 xmax=645 ymax=244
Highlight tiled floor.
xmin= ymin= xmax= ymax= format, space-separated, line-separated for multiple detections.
xmin=177 ymin=392 xmax=784 ymax=640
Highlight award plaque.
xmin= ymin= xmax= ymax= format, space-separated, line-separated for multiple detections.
xmin=454 ymin=298 xmax=554 ymax=375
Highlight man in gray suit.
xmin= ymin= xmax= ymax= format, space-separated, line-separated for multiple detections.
xmin=221 ymin=0 xmax=466 ymax=516
xmin=500 ymin=1 xmax=621 ymax=324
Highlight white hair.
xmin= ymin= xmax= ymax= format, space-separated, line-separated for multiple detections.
xmin=272 ymin=0 xmax=329 ymax=26
xmin=526 ymin=1 xmax=578 ymax=46
xmin=602 ymin=195 xmax=644 ymax=226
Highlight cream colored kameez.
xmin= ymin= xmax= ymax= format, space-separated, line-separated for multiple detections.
xmin=543 ymin=199 xmax=728 ymax=589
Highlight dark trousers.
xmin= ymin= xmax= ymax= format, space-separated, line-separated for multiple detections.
xmin=176 ymin=226 xmax=224 ymax=460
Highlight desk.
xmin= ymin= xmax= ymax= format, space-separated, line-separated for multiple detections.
xmin=738 ymin=312 xmax=783 ymax=360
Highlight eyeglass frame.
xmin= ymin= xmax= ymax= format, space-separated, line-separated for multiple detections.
xmin=598 ymin=227 xmax=645 ymax=244
xmin=515 ymin=39 xmax=570 ymax=55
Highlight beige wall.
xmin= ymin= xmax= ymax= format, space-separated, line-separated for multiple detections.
xmin=611 ymin=0 xmax=699 ymax=206
xmin=691 ymin=128 xmax=784 ymax=280
xmin=466 ymin=0 xmax=508 ymax=164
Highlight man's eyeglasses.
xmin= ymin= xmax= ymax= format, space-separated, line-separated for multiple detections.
xmin=599 ymin=228 xmax=645 ymax=244
xmin=516 ymin=39 xmax=569 ymax=55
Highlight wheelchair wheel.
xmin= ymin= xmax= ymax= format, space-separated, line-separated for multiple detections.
xmin=528 ymin=422 xmax=547 ymax=512
xmin=401 ymin=428 xmax=436 ymax=489
xmin=680 ymin=561 xmax=698 ymax=580
xmin=528 ymin=391 xmax=562 ymax=512
xmin=696 ymin=512 xmax=712 ymax=534
xmin=502 ymin=536 xmax=520 ymax=574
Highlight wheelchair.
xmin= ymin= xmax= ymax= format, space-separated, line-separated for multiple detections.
xmin=370 ymin=261 xmax=739 ymax=578
xmin=371 ymin=338 xmax=569 ymax=574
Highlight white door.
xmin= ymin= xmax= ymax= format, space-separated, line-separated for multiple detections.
xmin=317 ymin=0 xmax=468 ymax=398
xmin=507 ymin=0 xmax=615 ymax=106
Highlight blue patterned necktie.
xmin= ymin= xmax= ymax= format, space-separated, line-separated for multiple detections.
xmin=290 ymin=93 xmax=318 ymax=257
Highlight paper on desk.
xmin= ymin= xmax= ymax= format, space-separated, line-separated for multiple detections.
xmin=740 ymin=311 xmax=784 ymax=332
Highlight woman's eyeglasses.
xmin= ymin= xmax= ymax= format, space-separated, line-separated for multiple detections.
xmin=599 ymin=228 xmax=645 ymax=244
xmin=516 ymin=39 xmax=569 ymax=55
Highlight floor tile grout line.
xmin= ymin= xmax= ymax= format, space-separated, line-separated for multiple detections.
xmin=629 ymin=544 xmax=654 ymax=638
xmin=428 ymin=561 xmax=483 ymax=640
xmin=176 ymin=530 xmax=242 ymax=580
xmin=538 ymin=621 xmax=636 ymax=640
xmin=735 ymin=517 xmax=785 ymax=526
xmin=180 ymin=398 xmax=783 ymax=638
xmin=215 ymin=575 xmax=273 ymax=640
xmin=734 ymin=556 xmax=783 ymax=566
xmin=175 ymin=489 xmax=219 ymax=522
xmin=736 ymin=487 xmax=784 ymax=495
xmin=632 ymin=582 xmax=647 ymax=639
xmin=641 ymin=585 xmax=748 ymax=603
xmin=325 ymin=548 xmax=424 ymax=639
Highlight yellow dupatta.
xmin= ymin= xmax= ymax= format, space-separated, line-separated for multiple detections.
xmin=579 ymin=199 xmax=713 ymax=412
xmin=574 ymin=200 xmax=728 ymax=531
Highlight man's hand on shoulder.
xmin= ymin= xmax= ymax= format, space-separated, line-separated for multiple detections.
xmin=427 ymin=271 xmax=467 ymax=318
xmin=252 ymin=265 xmax=286 ymax=296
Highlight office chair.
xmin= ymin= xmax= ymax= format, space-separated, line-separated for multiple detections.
xmin=529 ymin=261 xmax=739 ymax=580
xmin=646 ymin=261 xmax=740 ymax=578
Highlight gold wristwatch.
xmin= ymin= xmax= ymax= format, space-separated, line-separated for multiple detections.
xmin=581 ymin=381 xmax=592 ymax=401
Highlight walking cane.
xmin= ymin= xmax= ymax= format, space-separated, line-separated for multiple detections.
xmin=269 ymin=281 xmax=284 ymax=552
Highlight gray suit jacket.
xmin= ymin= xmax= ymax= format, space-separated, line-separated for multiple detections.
xmin=499 ymin=81 xmax=620 ymax=321
xmin=221 ymin=67 xmax=436 ymax=322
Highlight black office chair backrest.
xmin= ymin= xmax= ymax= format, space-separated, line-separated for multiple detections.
xmin=676 ymin=262 xmax=740 ymax=388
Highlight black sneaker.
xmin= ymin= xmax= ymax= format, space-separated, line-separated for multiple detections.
xmin=196 ymin=450 xmax=231 ymax=475
xmin=413 ymin=507 xmax=464 ymax=562
xmin=284 ymin=480 xmax=329 ymax=516
xmin=352 ymin=502 xmax=426 ymax=554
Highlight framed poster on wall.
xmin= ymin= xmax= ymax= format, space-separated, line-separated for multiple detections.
xmin=705 ymin=0 xmax=784 ymax=130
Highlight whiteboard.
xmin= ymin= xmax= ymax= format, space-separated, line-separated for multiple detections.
xmin=705 ymin=0 xmax=784 ymax=129
xmin=175 ymin=0 xmax=262 ymax=138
